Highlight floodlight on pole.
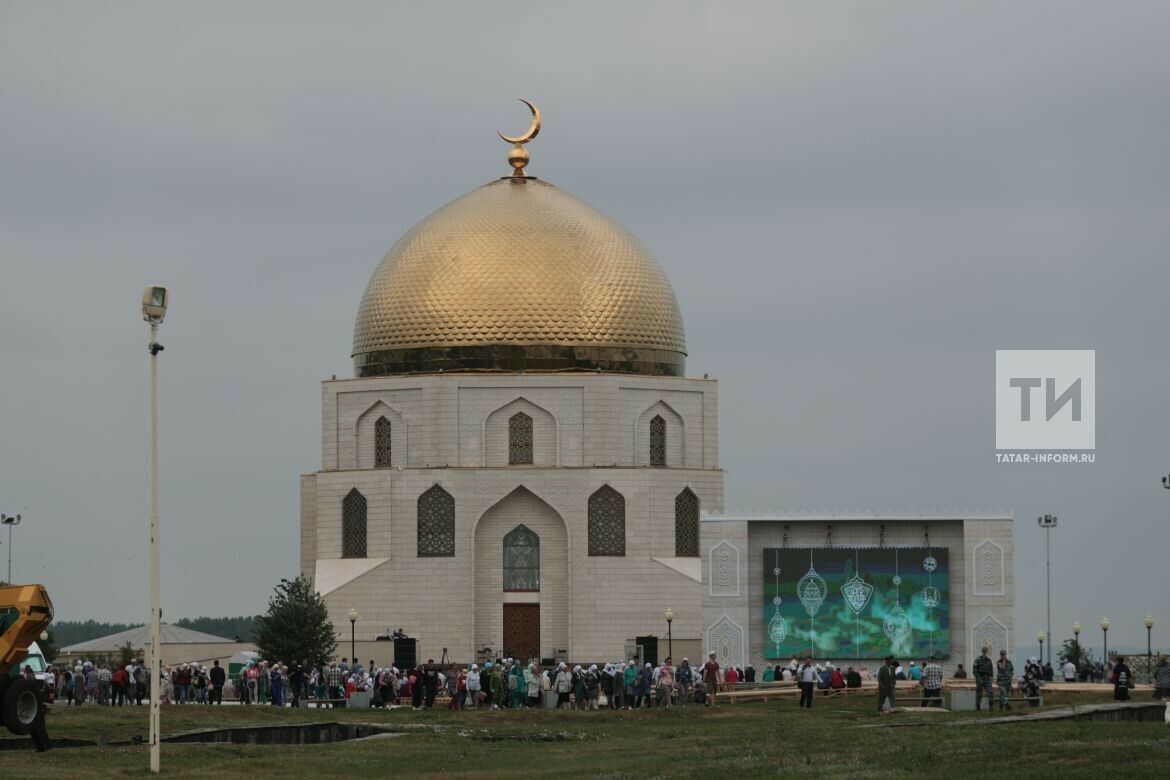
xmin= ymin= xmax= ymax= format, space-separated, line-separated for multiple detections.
xmin=141 ymin=284 xmax=168 ymax=774
xmin=1037 ymin=514 xmax=1057 ymax=665
xmin=1037 ymin=630 xmax=1045 ymax=661
xmin=1101 ymin=617 xmax=1110 ymax=664
xmin=0 ymin=514 xmax=21 ymax=584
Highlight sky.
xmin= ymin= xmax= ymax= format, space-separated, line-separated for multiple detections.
xmin=1 ymin=1 xmax=1166 ymax=652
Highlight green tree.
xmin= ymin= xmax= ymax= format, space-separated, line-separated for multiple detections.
xmin=254 ymin=576 xmax=336 ymax=667
xmin=117 ymin=641 xmax=138 ymax=667
xmin=1057 ymin=637 xmax=1094 ymax=677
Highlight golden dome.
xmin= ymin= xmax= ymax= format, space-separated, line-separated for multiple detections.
xmin=353 ymin=176 xmax=687 ymax=376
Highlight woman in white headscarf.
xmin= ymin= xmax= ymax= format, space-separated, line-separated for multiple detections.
xmin=555 ymin=663 xmax=573 ymax=708
xmin=526 ymin=663 xmax=542 ymax=707
xmin=466 ymin=663 xmax=481 ymax=709
xmin=584 ymin=665 xmax=600 ymax=709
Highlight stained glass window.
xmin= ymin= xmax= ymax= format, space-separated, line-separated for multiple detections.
xmin=375 ymin=416 xmax=392 ymax=467
xmin=588 ymin=485 xmax=625 ymax=556
xmin=675 ymin=488 xmax=699 ymax=557
xmin=342 ymin=488 xmax=367 ymax=558
xmin=509 ymin=412 xmax=533 ymax=465
xmin=503 ymin=524 xmax=540 ymax=591
xmin=650 ymin=415 xmax=666 ymax=466
xmin=417 ymin=484 xmax=455 ymax=556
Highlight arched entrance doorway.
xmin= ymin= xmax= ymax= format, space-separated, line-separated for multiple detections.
xmin=474 ymin=487 xmax=568 ymax=663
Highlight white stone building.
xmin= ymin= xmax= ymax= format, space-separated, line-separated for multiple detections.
xmin=301 ymin=146 xmax=722 ymax=665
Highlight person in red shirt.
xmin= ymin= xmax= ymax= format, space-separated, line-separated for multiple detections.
xmin=111 ymin=666 xmax=129 ymax=706
xmin=830 ymin=666 xmax=845 ymax=690
xmin=702 ymin=652 xmax=721 ymax=707
xmin=725 ymin=665 xmax=740 ymax=685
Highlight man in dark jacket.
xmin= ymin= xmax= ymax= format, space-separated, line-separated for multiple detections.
xmin=288 ymin=661 xmax=304 ymax=708
xmin=209 ymin=660 xmax=226 ymax=705
xmin=877 ymin=656 xmax=897 ymax=713
xmin=422 ymin=660 xmax=439 ymax=709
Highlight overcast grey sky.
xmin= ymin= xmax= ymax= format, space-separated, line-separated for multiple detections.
xmin=2 ymin=1 xmax=1167 ymax=650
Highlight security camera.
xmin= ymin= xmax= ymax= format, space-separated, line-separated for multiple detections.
xmin=142 ymin=285 xmax=169 ymax=324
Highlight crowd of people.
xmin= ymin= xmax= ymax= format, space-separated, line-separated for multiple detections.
xmin=27 ymin=649 xmax=1170 ymax=711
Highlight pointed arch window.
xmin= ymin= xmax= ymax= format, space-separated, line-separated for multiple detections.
xmin=675 ymin=488 xmax=699 ymax=557
xmin=650 ymin=415 xmax=666 ymax=466
xmin=503 ymin=525 xmax=540 ymax=591
xmin=342 ymin=488 xmax=367 ymax=558
xmin=374 ymin=416 xmax=392 ymax=467
xmin=417 ymin=484 xmax=455 ymax=556
xmin=588 ymin=485 xmax=626 ymax=556
xmin=509 ymin=412 xmax=534 ymax=465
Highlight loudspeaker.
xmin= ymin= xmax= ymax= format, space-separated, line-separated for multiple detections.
xmin=635 ymin=635 xmax=659 ymax=667
xmin=393 ymin=638 xmax=417 ymax=669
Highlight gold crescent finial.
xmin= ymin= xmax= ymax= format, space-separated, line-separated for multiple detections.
xmin=499 ymin=98 xmax=541 ymax=176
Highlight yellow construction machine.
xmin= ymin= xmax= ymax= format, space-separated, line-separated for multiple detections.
xmin=0 ymin=583 xmax=54 ymax=751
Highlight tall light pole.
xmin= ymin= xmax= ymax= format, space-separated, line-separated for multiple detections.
xmin=142 ymin=285 xmax=168 ymax=774
xmin=1037 ymin=514 xmax=1057 ymax=665
xmin=1145 ymin=615 xmax=1154 ymax=683
xmin=1037 ymin=631 xmax=1045 ymax=663
xmin=664 ymin=608 xmax=674 ymax=662
xmin=0 ymin=514 xmax=21 ymax=583
xmin=348 ymin=607 xmax=358 ymax=664
xmin=1101 ymin=617 xmax=1110 ymax=667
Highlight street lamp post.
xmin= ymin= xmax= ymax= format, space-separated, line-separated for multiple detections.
xmin=1037 ymin=631 xmax=1045 ymax=662
xmin=141 ymin=284 xmax=168 ymax=775
xmin=348 ymin=608 xmax=358 ymax=665
xmin=0 ymin=514 xmax=21 ymax=583
xmin=1072 ymin=622 xmax=1081 ymax=676
xmin=664 ymin=608 xmax=674 ymax=662
xmin=1101 ymin=617 xmax=1110 ymax=666
xmin=1145 ymin=615 xmax=1154 ymax=683
xmin=1037 ymin=514 xmax=1057 ymax=665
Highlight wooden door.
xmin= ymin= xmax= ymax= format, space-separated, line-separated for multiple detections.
xmin=503 ymin=604 xmax=540 ymax=662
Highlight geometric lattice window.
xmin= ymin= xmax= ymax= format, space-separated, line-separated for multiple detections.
xmin=508 ymin=412 xmax=533 ymax=465
xmin=374 ymin=416 xmax=392 ymax=468
xmin=342 ymin=488 xmax=367 ymax=558
xmin=650 ymin=415 xmax=666 ymax=467
xmin=503 ymin=524 xmax=540 ymax=591
xmin=417 ymin=484 xmax=455 ymax=557
xmin=675 ymin=487 xmax=699 ymax=557
xmin=588 ymin=485 xmax=626 ymax=556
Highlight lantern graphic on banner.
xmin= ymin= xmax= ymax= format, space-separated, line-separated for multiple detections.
xmin=797 ymin=557 xmax=827 ymax=657
xmin=884 ymin=549 xmax=913 ymax=645
xmin=840 ymin=551 xmax=874 ymax=659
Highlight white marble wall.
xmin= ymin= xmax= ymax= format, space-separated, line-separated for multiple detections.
xmin=303 ymin=372 xmax=724 ymax=663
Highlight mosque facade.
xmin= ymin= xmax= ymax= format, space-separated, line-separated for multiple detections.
xmin=301 ymin=108 xmax=719 ymax=664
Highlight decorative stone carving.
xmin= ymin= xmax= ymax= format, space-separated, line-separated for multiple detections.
xmin=972 ymin=539 xmax=1005 ymax=596
xmin=707 ymin=614 xmax=745 ymax=669
xmin=971 ymin=614 xmax=1009 ymax=663
xmin=709 ymin=540 xmax=739 ymax=597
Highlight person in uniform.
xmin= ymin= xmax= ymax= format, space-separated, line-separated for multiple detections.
xmin=973 ymin=646 xmax=994 ymax=712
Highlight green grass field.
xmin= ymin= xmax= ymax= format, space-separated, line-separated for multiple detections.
xmin=3 ymin=692 xmax=1167 ymax=778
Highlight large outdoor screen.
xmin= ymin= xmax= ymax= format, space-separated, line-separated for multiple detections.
xmin=762 ymin=547 xmax=949 ymax=660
